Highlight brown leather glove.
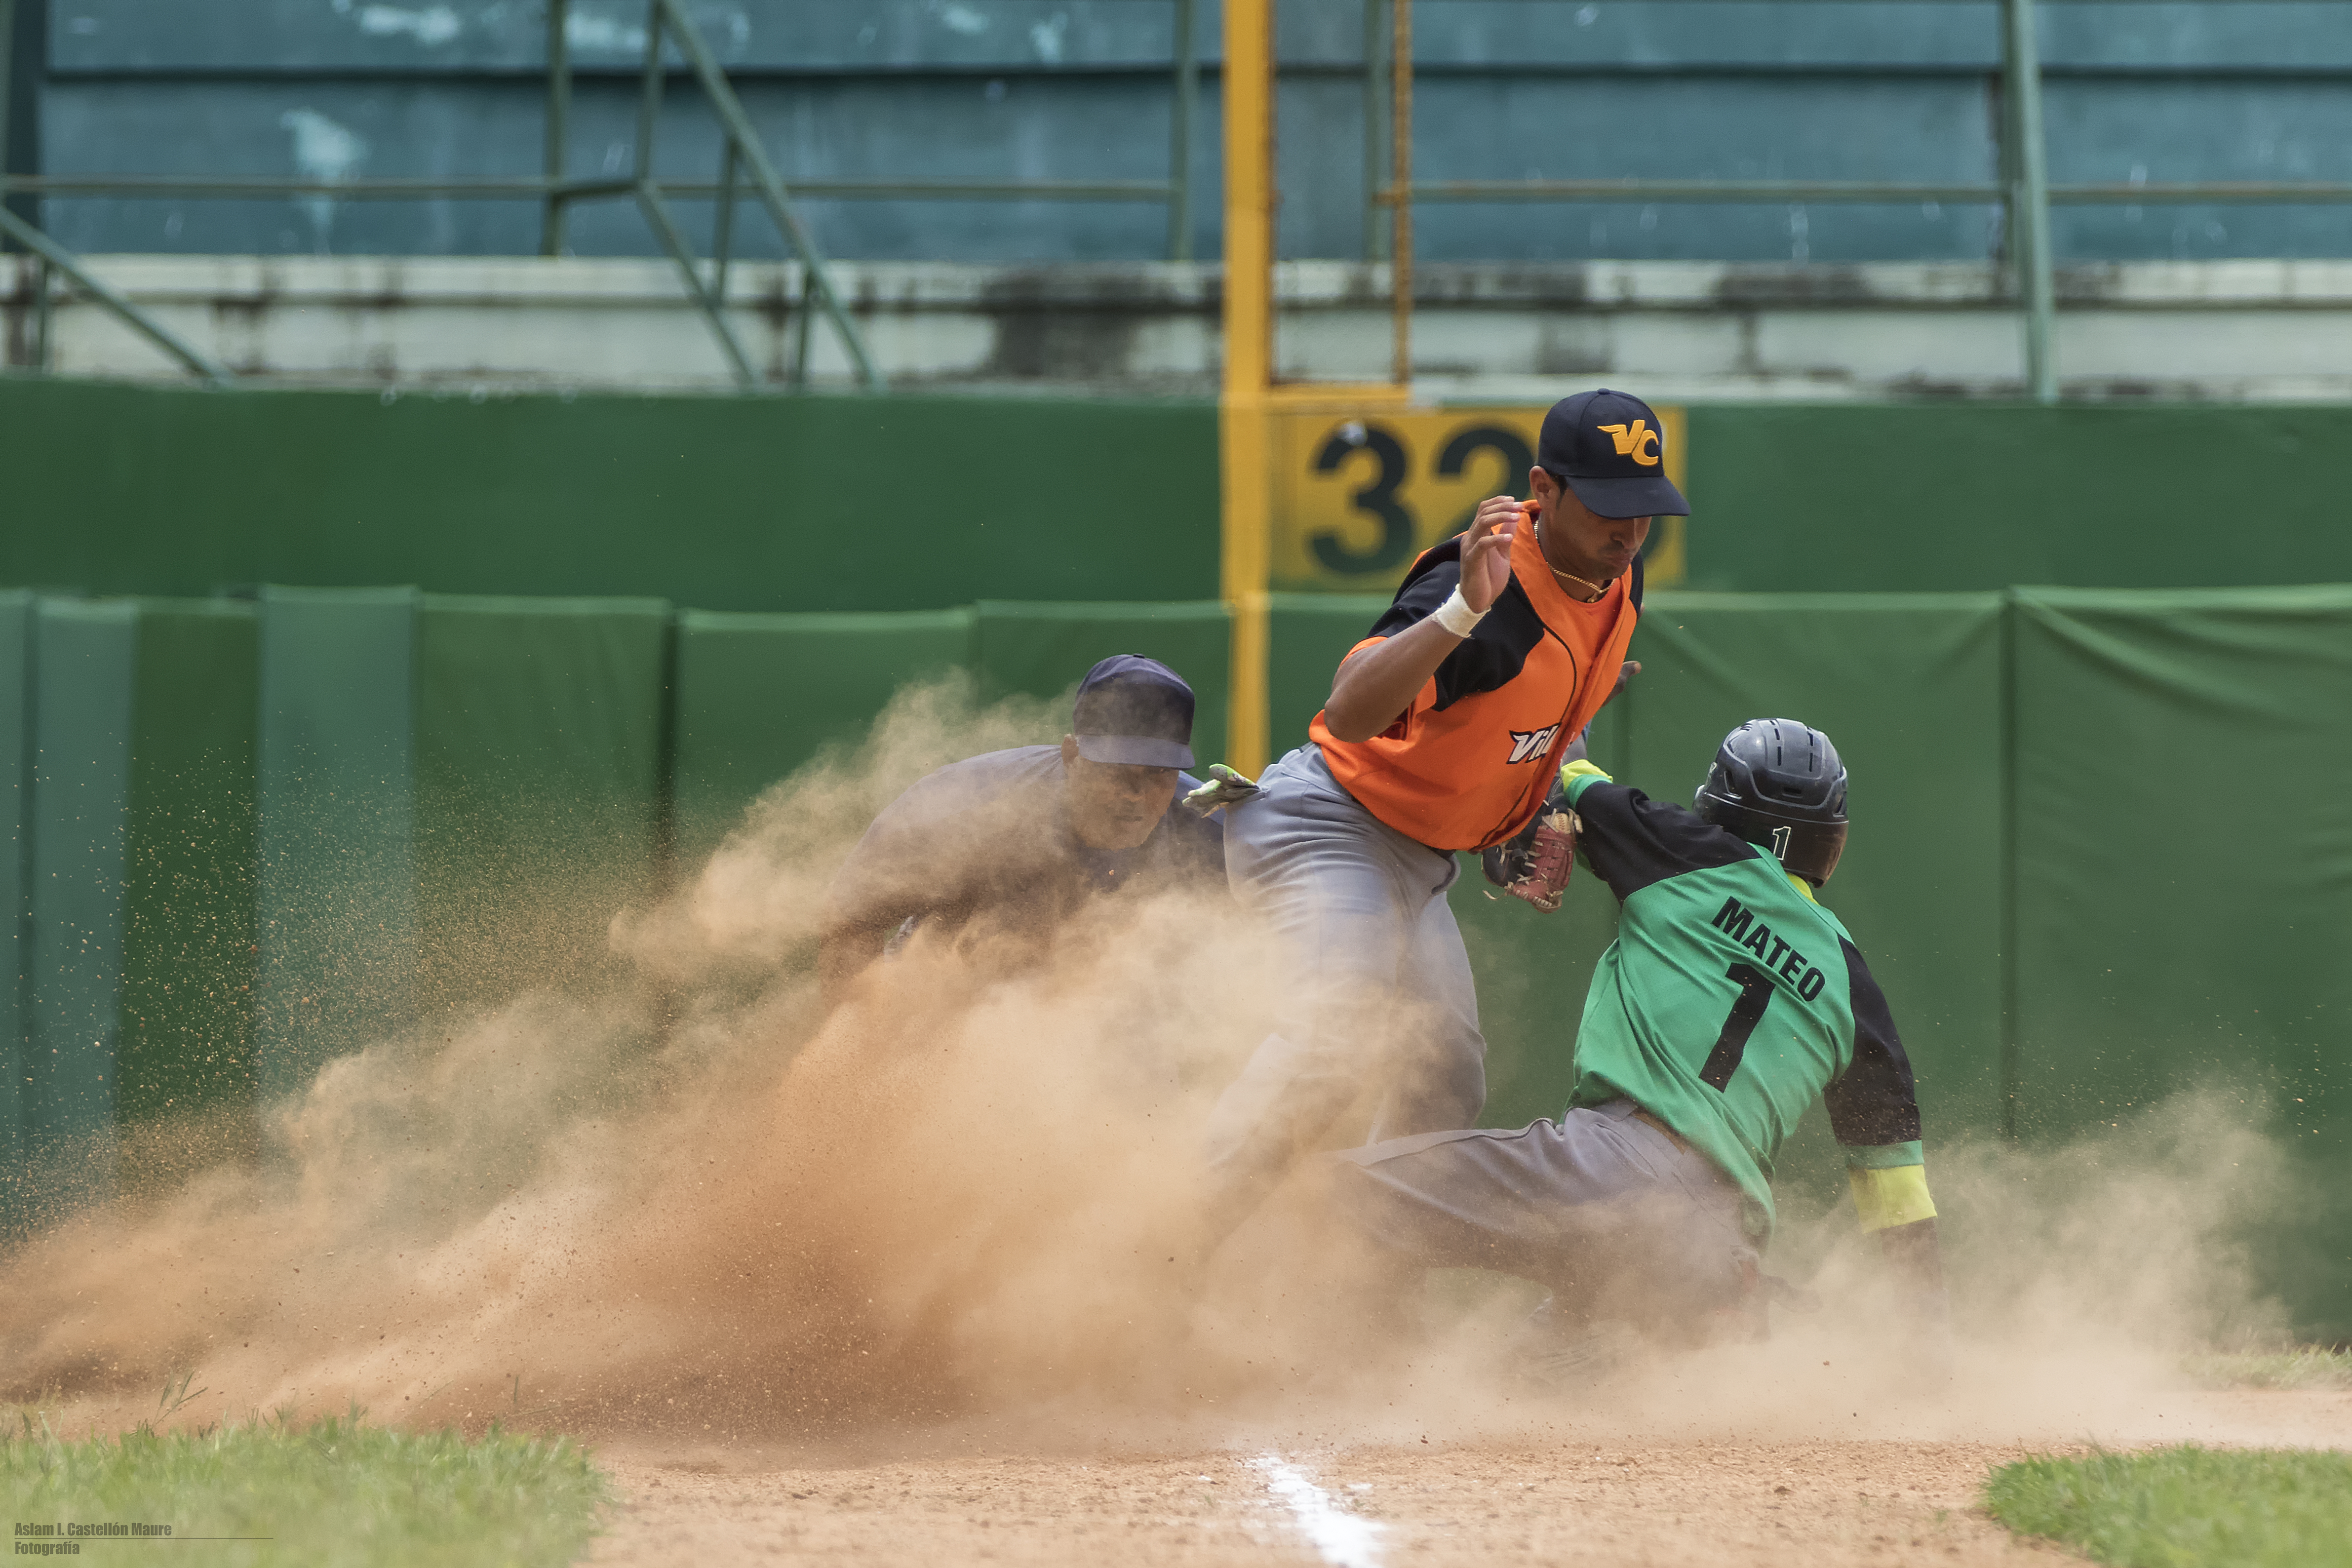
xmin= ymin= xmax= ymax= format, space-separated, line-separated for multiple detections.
xmin=1482 ymin=798 xmax=1577 ymax=912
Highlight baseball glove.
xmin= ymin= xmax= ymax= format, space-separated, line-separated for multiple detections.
xmin=1482 ymin=783 xmax=1579 ymax=913
xmin=1182 ymin=763 xmax=1262 ymax=817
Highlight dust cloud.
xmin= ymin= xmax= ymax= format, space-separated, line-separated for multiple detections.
xmin=1444 ymin=1091 xmax=2306 ymax=1450
xmin=0 ymin=680 xmax=2320 ymax=1454
xmin=0 ymin=678 xmax=1267 ymax=1441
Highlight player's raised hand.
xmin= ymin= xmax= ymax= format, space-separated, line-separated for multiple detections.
xmin=1459 ymin=495 xmax=1522 ymax=613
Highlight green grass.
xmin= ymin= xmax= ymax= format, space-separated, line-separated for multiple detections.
xmin=2182 ymin=1346 xmax=2352 ymax=1392
xmin=1986 ymin=1446 xmax=2352 ymax=1568
xmin=3 ymin=1408 xmax=610 ymax=1567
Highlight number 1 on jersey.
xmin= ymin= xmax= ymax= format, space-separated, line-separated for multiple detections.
xmin=1700 ymin=963 xmax=1775 ymax=1091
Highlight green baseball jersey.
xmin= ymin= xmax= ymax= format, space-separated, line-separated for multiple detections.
xmin=1560 ymin=769 xmax=1925 ymax=1241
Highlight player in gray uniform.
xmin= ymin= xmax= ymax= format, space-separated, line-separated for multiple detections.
xmin=1319 ymin=720 xmax=1947 ymax=1353
xmin=819 ymin=655 xmax=1227 ymax=1004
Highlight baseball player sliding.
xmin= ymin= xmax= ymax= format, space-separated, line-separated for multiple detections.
xmin=1321 ymin=720 xmax=1947 ymax=1366
xmin=1197 ymin=389 xmax=1688 ymax=1241
xmin=818 ymin=656 xmax=1227 ymax=1006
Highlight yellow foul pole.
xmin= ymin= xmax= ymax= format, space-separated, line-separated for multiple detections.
xmin=1220 ymin=0 xmax=1273 ymax=778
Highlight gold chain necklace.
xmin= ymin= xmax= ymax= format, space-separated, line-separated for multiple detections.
xmin=1532 ymin=521 xmax=1609 ymax=603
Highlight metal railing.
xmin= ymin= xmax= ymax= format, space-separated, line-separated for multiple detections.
xmin=11 ymin=0 xmax=2352 ymax=398
xmin=0 ymin=0 xmax=1204 ymax=390
xmin=1367 ymin=0 xmax=2352 ymax=403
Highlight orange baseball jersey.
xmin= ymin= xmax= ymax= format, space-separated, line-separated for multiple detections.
xmin=1310 ymin=505 xmax=1641 ymax=852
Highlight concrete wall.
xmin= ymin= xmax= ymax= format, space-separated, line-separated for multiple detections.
xmin=14 ymin=252 xmax=2352 ymax=399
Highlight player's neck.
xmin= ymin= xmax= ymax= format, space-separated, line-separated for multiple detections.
xmin=1533 ymin=521 xmax=1612 ymax=603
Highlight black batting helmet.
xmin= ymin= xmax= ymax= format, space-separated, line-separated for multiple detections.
xmin=1694 ymin=719 xmax=1849 ymax=885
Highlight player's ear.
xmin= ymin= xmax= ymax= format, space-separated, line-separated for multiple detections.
xmin=1060 ymin=734 xmax=1080 ymax=769
xmin=1528 ymin=465 xmax=1557 ymax=512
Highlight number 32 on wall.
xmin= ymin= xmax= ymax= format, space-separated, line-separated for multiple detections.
xmin=1269 ymin=407 xmax=1687 ymax=595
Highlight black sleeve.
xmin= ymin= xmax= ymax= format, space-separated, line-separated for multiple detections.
xmin=1360 ymin=538 xmax=1550 ymax=711
xmin=1569 ymin=780 xmax=1761 ymax=902
xmin=1823 ymin=939 xmax=1924 ymax=1147
xmin=1366 ymin=546 xmax=1460 ymax=641
xmin=1629 ymin=551 xmax=1645 ymax=611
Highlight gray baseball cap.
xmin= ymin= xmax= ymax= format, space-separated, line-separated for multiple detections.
xmin=1071 ymin=654 xmax=1196 ymax=769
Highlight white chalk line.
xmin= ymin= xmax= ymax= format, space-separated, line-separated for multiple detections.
xmin=1252 ymin=1452 xmax=1384 ymax=1568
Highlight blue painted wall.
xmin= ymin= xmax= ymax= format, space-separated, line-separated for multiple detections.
xmin=17 ymin=0 xmax=2352 ymax=261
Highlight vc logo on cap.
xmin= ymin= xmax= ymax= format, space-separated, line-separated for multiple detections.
xmin=1596 ymin=420 xmax=1662 ymax=467
xmin=1538 ymin=389 xmax=1690 ymax=520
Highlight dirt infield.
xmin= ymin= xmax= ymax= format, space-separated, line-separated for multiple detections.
xmin=586 ymin=1441 xmax=2062 ymax=1567
xmin=584 ymin=1392 xmax=2351 ymax=1567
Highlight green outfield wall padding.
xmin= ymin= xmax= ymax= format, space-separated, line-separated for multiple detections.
xmin=975 ymin=601 xmax=1234 ymax=771
xmin=2011 ymin=586 xmax=2352 ymax=1340
xmin=1682 ymin=404 xmax=2352 ymax=594
xmin=414 ymin=596 xmax=672 ymax=1014
xmin=27 ymin=600 xmax=137 ymax=1168
xmin=673 ymin=608 xmax=977 ymax=865
xmin=256 ymin=587 xmax=419 ymax=1100
xmin=118 ymin=601 xmax=260 ymax=1129
xmin=0 ymin=379 xmax=1222 ymax=613
xmin=1624 ymin=593 xmax=2008 ymax=1137
xmin=0 ymin=592 xmax=30 ymax=1189
xmin=416 ymin=596 xmax=670 ymax=824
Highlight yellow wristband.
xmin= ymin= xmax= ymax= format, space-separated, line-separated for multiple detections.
xmin=1560 ymin=759 xmax=1611 ymax=790
xmin=1848 ymin=1164 xmax=1937 ymax=1233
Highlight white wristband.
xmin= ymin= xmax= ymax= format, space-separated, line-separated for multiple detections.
xmin=1431 ymin=586 xmax=1487 ymax=638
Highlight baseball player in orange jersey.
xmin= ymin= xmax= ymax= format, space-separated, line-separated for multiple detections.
xmin=1198 ymin=389 xmax=1689 ymax=1241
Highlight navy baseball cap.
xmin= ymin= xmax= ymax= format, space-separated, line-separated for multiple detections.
xmin=1071 ymin=655 xmax=1196 ymax=769
xmin=1537 ymin=388 xmax=1690 ymax=520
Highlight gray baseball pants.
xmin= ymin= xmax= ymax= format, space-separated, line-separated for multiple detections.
xmin=1201 ymin=745 xmax=1486 ymax=1223
xmin=1326 ymin=1099 xmax=1759 ymax=1324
